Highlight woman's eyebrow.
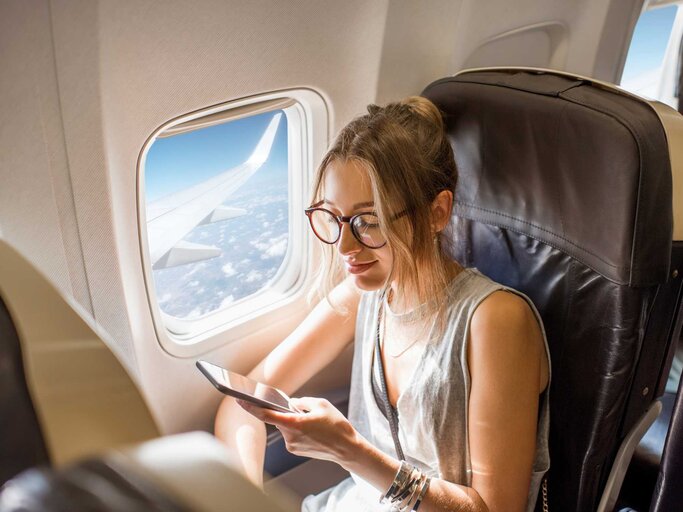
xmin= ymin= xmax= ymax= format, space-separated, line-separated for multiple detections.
xmin=323 ymin=199 xmax=375 ymax=209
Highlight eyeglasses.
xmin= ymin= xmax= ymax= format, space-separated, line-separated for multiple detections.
xmin=305 ymin=205 xmax=387 ymax=249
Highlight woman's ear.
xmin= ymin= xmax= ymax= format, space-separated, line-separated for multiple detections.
xmin=431 ymin=190 xmax=453 ymax=233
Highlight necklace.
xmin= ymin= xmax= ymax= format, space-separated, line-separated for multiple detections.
xmin=380 ymin=296 xmax=430 ymax=358
xmin=383 ymin=289 xmax=431 ymax=324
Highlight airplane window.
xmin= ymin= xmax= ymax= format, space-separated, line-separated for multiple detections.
xmin=138 ymin=94 xmax=320 ymax=349
xmin=621 ymin=3 xmax=681 ymax=109
xmin=145 ymin=110 xmax=288 ymax=319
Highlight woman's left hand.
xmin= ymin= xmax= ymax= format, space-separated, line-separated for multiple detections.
xmin=237 ymin=397 xmax=359 ymax=465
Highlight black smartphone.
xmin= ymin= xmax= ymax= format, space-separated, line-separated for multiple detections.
xmin=196 ymin=360 xmax=299 ymax=413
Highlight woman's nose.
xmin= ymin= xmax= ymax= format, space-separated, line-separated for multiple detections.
xmin=337 ymin=222 xmax=361 ymax=255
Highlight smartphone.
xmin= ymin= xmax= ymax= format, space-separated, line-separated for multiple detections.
xmin=196 ymin=360 xmax=298 ymax=413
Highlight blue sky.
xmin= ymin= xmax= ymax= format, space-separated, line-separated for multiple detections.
xmin=622 ymin=5 xmax=678 ymax=83
xmin=145 ymin=110 xmax=288 ymax=202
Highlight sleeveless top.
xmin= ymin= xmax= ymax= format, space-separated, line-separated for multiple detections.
xmin=302 ymin=268 xmax=551 ymax=512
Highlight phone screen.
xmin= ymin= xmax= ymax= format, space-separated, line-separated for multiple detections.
xmin=196 ymin=360 xmax=296 ymax=413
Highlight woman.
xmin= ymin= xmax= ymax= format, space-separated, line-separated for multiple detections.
xmin=214 ymin=97 xmax=550 ymax=512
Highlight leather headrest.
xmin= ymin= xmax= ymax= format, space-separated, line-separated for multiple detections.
xmin=423 ymin=68 xmax=673 ymax=286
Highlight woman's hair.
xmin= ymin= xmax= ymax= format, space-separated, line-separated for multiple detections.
xmin=309 ymin=96 xmax=459 ymax=329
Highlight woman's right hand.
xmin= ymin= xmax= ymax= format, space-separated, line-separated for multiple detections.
xmin=213 ymin=277 xmax=361 ymax=487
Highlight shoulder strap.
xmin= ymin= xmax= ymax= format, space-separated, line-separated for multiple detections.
xmin=374 ymin=298 xmax=405 ymax=461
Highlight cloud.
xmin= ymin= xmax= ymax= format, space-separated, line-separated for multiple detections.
xmin=261 ymin=234 xmax=288 ymax=259
xmin=220 ymin=295 xmax=235 ymax=308
xmin=186 ymin=306 xmax=204 ymax=319
xmin=222 ymin=262 xmax=237 ymax=277
xmin=245 ymin=270 xmax=263 ymax=283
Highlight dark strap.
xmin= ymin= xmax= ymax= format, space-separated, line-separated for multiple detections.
xmin=374 ymin=297 xmax=405 ymax=461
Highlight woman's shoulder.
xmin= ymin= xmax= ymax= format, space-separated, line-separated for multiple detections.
xmin=444 ymin=268 xmax=544 ymax=336
xmin=445 ymin=267 xmax=504 ymax=301
xmin=457 ymin=269 xmax=540 ymax=324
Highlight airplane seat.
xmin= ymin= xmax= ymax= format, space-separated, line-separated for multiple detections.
xmin=0 ymin=295 xmax=49 ymax=486
xmin=0 ymin=432 xmax=297 ymax=512
xmin=617 ymin=334 xmax=683 ymax=511
xmin=422 ymin=68 xmax=683 ymax=512
xmin=0 ymin=240 xmax=298 ymax=509
xmin=0 ymin=239 xmax=160 ymax=480
xmin=648 ymin=366 xmax=683 ymax=512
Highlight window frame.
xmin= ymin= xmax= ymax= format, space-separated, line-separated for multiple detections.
xmin=620 ymin=2 xmax=683 ymax=109
xmin=137 ymin=89 xmax=328 ymax=357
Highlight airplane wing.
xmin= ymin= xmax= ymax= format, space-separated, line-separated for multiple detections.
xmin=146 ymin=113 xmax=282 ymax=269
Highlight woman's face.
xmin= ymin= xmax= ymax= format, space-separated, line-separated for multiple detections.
xmin=321 ymin=160 xmax=393 ymax=291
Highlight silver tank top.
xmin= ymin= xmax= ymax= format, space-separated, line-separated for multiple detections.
xmin=302 ymin=268 xmax=551 ymax=512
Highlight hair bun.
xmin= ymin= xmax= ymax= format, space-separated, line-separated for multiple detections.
xmin=367 ymin=104 xmax=382 ymax=116
xmin=400 ymin=96 xmax=443 ymax=128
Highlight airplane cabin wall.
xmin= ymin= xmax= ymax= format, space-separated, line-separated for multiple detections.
xmin=0 ymin=0 xmax=642 ymax=434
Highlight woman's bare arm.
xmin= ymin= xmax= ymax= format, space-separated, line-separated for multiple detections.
xmin=214 ymin=278 xmax=361 ymax=487
xmin=466 ymin=290 xmax=547 ymax=511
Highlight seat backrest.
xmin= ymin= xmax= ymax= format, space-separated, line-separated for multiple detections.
xmin=0 ymin=239 xmax=160 ymax=470
xmin=0 ymin=295 xmax=49 ymax=486
xmin=423 ymin=68 xmax=683 ymax=511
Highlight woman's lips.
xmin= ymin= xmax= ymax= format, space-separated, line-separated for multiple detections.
xmin=346 ymin=261 xmax=377 ymax=274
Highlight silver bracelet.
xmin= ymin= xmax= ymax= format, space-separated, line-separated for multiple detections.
xmin=396 ymin=470 xmax=422 ymax=511
xmin=402 ymin=473 xmax=423 ymax=510
xmin=379 ymin=461 xmax=431 ymax=512
xmin=381 ymin=461 xmax=412 ymax=505
xmin=411 ymin=475 xmax=431 ymax=512
xmin=412 ymin=474 xmax=431 ymax=511
xmin=393 ymin=467 xmax=420 ymax=508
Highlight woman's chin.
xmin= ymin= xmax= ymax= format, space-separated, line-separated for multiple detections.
xmin=349 ymin=272 xmax=384 ymax=292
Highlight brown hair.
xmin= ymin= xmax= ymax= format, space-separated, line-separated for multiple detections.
xmin=309 ymin=96 xmax=460 ymax=331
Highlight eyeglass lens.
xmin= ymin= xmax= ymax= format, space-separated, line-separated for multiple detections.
xmin=308 ymin=210 xmax=385 ymax=248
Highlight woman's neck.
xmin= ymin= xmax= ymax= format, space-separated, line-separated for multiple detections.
xmin=388 ymin=260 xmax=463 ymax=314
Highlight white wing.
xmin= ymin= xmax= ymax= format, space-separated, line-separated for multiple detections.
xmin=146 ymin=113 xmax=282 ymax=269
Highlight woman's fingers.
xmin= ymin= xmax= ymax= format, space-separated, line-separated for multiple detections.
xmin=289 ymin=396 xmax=326 ymax=413
xmin=237 ymin=399 xmax=297 ymax=426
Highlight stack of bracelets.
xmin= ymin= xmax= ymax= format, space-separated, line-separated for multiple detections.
xmin=379 ymin=460 xmax=431 ymax=511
